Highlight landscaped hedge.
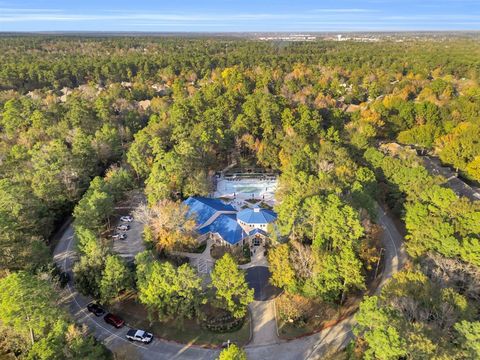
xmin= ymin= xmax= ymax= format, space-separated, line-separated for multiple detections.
xmin=203 ymin=314 xmax=245 ymax=333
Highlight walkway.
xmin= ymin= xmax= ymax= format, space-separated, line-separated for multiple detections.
xmin=239 ymin=245 xmax=268 ymax=269
xmin=172 ymin=239 xmax=215 ymax=274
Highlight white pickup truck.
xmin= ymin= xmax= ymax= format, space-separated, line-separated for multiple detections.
xmin=126 ymin=329 xmax=153 ymax=344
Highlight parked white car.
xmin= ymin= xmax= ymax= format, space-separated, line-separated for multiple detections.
xmin=120 ymin=215 xmax=133 ymax=222
xmin=126 ymin=329 xmax=153 ymax=344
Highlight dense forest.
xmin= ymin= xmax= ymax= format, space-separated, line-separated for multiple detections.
xmin=0 ymin=36 xmax=479 ymax=359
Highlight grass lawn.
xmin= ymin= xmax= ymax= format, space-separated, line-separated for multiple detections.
xmin=111 ymin=292 xmax=251 ymax=346
xmin=275 ymin=292 xmax=361 ymax=339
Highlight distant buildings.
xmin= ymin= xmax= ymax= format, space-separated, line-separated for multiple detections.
xmin=257 ymin=34 xmax=316 ymax=41
xmin=255 ymin=33 xmax=384 ymax=43
xmin=334 ymin=34 xmax=380 ymax=42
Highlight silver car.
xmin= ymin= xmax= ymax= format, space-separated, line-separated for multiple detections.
xmin=116 ymin=224 xmax=130 ymax=231
xmin=111 ymin=233 xmax=127 ymax=240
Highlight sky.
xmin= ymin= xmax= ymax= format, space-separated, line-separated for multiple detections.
xmin=0 ymin=0 xmax=480 ymax=32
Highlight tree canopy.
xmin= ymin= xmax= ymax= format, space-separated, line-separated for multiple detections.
xmin=210 ymin=254 xmax=254 ymax=319
xmin=1 ymin=35 xmax=480 ymax=358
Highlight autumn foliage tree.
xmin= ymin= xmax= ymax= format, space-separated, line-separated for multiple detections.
xmin=134 ymin=199 xmax=197 ymax=252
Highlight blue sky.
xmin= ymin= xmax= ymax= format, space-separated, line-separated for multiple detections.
xmin=0 ymin=0 xmax=479 ymax=32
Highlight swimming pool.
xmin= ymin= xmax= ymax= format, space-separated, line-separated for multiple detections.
xmin=214 ymin=178 xmax=277 ymax=202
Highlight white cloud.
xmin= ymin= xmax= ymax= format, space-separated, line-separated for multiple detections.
xmin=0 ymin=8 xmax=63 ymax=12
xmin=311 ymin=8 xmax=377 ymax=13
xmin=382 ymin=14 xmax=480 ymax=21
xmin=0 ymin=4 xmax=478 ymax=31
xmin=0 ymin=12 xmax=254 ymax=22
xmin=0 ymin=7 xmax=379 ymax=23
xmin=0 ymin=13 xmax=387 ymax=25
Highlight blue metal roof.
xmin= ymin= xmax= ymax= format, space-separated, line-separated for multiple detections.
xmin=183 ymin=197 xmax=235 ymax=227
xmin=249 ymin=228 xmax=268 ymax=236
xmin=198 ymin=214 xmax=246 ymax=245
xmin=237 ymin=207 xmax=277 ymax=224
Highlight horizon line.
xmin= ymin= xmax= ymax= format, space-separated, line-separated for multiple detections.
xmin=1 ymin=30 xmax=480 ymax=34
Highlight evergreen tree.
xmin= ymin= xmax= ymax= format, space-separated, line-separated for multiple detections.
xmin=100 ymin=255 xmax=132 ymax=303
xmin=211 ymin=254 xmax=254 ymax=319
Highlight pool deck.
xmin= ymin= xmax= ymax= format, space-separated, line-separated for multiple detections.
xmin=214 ymin=177 xmax=277 ymax=207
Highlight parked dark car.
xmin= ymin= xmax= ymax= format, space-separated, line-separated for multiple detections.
xmin=87 ymin=303 xmax=105 ymax=317
xmin=104 ymin=313 xmax=125 ymax=328
xmin=58 ymin=271 xmax=70 ymax=288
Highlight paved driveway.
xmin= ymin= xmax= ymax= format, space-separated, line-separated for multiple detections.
xmin=245 ymin=266 xmax=281 ymax=301
xmin=248 ymin=300 xmax=279 ymax=346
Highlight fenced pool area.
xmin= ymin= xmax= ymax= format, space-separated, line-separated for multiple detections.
xmin=214 ymin=176 xmax=277 ymax=205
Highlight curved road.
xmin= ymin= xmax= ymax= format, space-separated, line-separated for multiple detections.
xmin=53 ymin=204 xmax=406 ymax=360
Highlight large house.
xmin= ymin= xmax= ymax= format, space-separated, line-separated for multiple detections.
xmin=183 ymin=196 xmax=277 ymax=247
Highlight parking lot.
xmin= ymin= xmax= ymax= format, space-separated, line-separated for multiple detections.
xmin=112 ymin=191 xmax=146 ymax=261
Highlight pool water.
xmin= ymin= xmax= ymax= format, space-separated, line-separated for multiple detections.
xmin=215 ymin=178 xmax=277 ymax=202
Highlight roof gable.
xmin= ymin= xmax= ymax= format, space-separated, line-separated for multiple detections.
xmin=198 ymin=214 xmax=246 ymax=245
xmin=249 ymin=228 xmax=268 ymax=236
xmin=237 ymin=207 xmax=277 ymax=224
xmin=183 ymin=196 xmax=235 ymax=227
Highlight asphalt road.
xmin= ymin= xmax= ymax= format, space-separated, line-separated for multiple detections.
xmin=53 ymin=224 xmax=218 ymax=360
xmin=53 ymin=203 xmax=406 ymax=360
